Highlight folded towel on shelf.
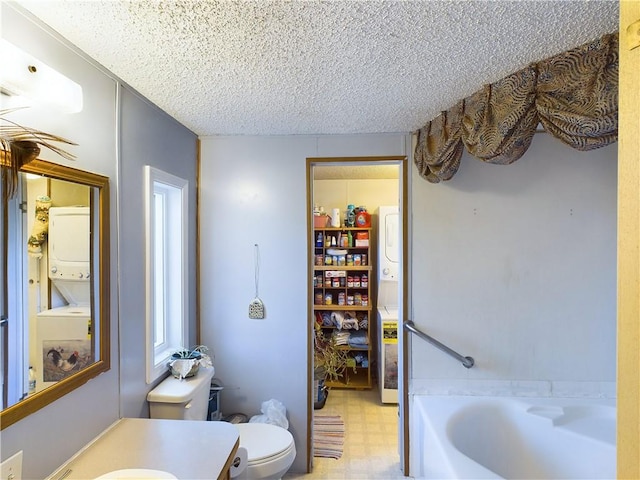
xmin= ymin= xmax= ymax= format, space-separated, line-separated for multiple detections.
xmin=348 ymin=330 xmax=368 ymax=347
xmin=331 ymin=311 xmax=345 ymax=329
xmin=322 ymin=312 xmax=332 ymax=326
xmin=333 ymin=331 xmax=350 ymax=345
xmin=341 ymin=317 xmax=359 ymax=330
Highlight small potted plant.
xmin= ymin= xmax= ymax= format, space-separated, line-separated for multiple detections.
xmin=313 ymin=322 xmax=349 ymax=409
xmin=168 ymin=345 xmax=213 ymax=379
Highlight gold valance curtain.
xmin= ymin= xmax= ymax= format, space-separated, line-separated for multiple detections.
xmin=414 ymin=32 xmax=619 ymax=183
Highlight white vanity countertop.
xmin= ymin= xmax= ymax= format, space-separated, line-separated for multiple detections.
xmin=48 ymin=418 xmax=240 ymax=480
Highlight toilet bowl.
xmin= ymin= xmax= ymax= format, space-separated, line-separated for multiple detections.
xmin=147 ymin=368 xmax=295 ymax=480
xmin=234 ymin=423 xmax=296 ymax=480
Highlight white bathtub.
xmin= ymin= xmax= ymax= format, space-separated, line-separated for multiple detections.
xmin=411 ymin=395 xmax=615 ymax=479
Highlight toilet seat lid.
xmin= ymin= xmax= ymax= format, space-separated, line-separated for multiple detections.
xmin=236 ymin=423 xmax=294 ymax=462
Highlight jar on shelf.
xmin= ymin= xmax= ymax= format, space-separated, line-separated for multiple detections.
xmin=341 ymin=234 xmax=349 ymax=248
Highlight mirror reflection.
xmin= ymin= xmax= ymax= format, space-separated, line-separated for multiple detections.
xmin=26 ymin=176 xmax=92 ymax=395
xmin=1 ymin=158 xmax=110 ymax=428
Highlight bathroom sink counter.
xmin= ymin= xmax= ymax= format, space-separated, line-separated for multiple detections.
xmin=47 ymin=418 xmax=240 ymax=480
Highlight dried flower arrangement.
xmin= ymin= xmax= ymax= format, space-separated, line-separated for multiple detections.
xmin=0 ymin=107 xmax=77 ymax=202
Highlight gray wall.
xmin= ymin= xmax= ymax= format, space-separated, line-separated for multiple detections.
xmin=410 ymin=136 xmax=617 ymax=397
xmin=117 ymin=86 xmax=198 ymax=418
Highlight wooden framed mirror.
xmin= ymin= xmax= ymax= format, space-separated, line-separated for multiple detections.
xmin=1 ymin=156 xmax=110 ymax=429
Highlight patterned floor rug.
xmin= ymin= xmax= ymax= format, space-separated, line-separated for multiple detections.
xmin=313 ymin=414 xmax=345 ymax=459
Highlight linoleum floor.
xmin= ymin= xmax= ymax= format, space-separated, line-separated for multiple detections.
xmin=284 ymin=387 xmax=405 ymax=479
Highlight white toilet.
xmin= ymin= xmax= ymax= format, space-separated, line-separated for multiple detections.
xmin=147 ymin=367 xmax=296 ymax=480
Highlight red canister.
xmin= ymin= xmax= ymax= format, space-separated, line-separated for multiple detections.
xmin=355 ymin=210 xmax=371 ymax=227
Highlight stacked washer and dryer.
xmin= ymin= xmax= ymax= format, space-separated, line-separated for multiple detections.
xmin=34 ymin=206 xmax=92 ymax=391
xmin=376 ymin=206 xmax=399 ymax=404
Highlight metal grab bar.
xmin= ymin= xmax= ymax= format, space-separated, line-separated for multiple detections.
xmin=404 ymin=320 xmax=475 ymax=369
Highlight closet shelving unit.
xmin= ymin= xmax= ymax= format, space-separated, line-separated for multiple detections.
xmin=313 ymin=226 xmax=373 ymax=389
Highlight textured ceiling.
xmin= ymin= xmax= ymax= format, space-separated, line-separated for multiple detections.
xmin=16 ymin=0 xmax=619 ymax=137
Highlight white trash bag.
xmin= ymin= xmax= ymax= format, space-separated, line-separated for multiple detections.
xmin=248 ymin=398 xmax=289 ymax=429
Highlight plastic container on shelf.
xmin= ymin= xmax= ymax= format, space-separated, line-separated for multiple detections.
xmin=346 ymin=205 xmax=356 ymax=227
xmin=355 ymin=208 xmax=371 ymax=227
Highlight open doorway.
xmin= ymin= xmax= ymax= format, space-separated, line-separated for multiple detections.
xmin=303 ymin=156 xmax=408 ymax=478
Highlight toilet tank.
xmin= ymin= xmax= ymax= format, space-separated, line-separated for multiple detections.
xmin=147 ymin=367 xmax=215 ymax=420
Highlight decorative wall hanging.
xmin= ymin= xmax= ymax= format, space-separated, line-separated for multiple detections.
xmin=414 ymin=32 xmax=619 ymax=183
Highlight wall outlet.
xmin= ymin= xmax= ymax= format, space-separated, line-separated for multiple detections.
xmin=0 ymin=451 xmax=22 ymax=480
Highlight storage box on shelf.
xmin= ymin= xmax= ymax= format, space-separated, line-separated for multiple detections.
xmin=313 ymin=227 xmax=373 ymax=389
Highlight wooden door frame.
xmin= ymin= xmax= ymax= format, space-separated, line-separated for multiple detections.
xmin=305 ymin=155 xmax=410 ymax=475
